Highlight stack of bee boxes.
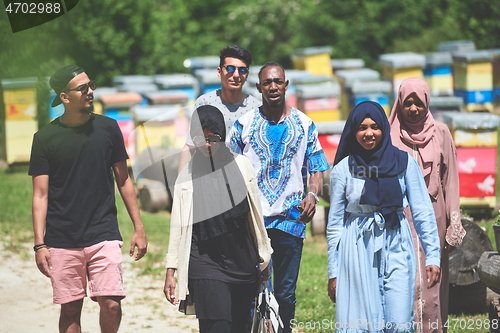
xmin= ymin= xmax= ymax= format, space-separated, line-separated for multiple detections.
xmin=379 ymin=52 xmax=426 ymax=105
xmin=424 ymin=52 xmax=454 ymax=97
xmin=442 ymin=112 xmax=500 ymax=208
xmin=291 ymin=46 xmax=333 ymax=76
xmin=452 ymin=51 xmax=494 ymax=112
xmin=295 ymin=75 xmax=341 ymax=122
xmin=1 ymin=78 xmax=39 ymax=164
xmin=336 ymin=68 xmax=391 ymax=119
xmin=489 ymin=49 xmax=500 ymax=111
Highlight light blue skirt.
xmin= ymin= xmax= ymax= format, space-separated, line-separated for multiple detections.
xmin=335 ymin=211 xmax=416 ymax=333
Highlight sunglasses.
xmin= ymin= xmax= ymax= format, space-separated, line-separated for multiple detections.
xmin=193 ymin=134 xmax=223 ymax=146
xmin=66 ymin=80 xmax=97 ymax=94
xmin=223 ymin=65 xmax=249 ymax=75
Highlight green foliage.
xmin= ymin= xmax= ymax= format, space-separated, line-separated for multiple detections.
xmin=0 ymin=10 xmax=70 ymax=80
xmin=0 ymin=167 xmax=32 ymax=226
xmin=452 ymin=0 xmax=500 ymax=50
xmin=116 ymin=188 xmax=170 ymax=276
xmin=0 ymin=167 xmax=37 ymax=253
xmin=495 ymin=210 xmax=500 ymax=226
xmin=2 ymin=0 xmax=499 ymax=87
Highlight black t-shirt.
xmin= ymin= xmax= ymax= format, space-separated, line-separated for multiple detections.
xmin=29 ymin=114 xmax=128 ymax=248
xmin=188 ymin=214 xmax=259 ymax=284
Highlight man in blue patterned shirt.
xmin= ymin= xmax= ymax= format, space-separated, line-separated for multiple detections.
xmin=229 ymin=62 xmax=330 ymax=333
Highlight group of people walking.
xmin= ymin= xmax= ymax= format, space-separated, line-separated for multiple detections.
xmin=30 ymin=44 xmax=465 ymax=333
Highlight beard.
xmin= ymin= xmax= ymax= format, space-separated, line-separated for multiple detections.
xmin=268 ymin=100 xmax=284 ymax=108
xmin=80 ymin=104 xmax=94 ymax=114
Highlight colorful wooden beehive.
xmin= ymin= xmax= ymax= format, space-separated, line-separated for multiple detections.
xmin=183 ymin=56 xmax=220 ymax=97
xmin=1 ymin=78 xmax=38 ymax=164
xmin=336 ymin=68 xmax=391 ymax=119
xmin=428 ymin=96 xmax=464 ymax=123
xmin=316 ymin=120 xmax=346 ymax=206
xmin=316 ymin=121 xmax=345 ymax=165
xmin=424 ymin=52 xmax=454 ymax=97
xmin=442 ymin=112 xmax=500 ymax=208
xmin=291 ymin=46 xmax=333 ymax=76
xmin=452 ymin=51 xmax=494 ymax=112
xmin=438 ymin=40 xmax=476 ymax=53
xmin=283 ymin=70 xmax=315 ymax=109
xmin=193 ymin=69 xmax=222 ymax=95
xmin=294 ymin=75 xmax=341 ymax=123
xmin=350 ymin=81 xmax=393 ymax=118
xmin=131 ymin=104 xmax=188 ymax=164
xmin=488 ymin=49 xmax=500 ymax=109
xmin=143 ymin=90 xmax=189 ymax=106
xmin=379 ymin=52 xmax=426 ymax=105
xmin=330 ymin=59 xmax=365 ymax=74
xmin=99 ymin=92 xmax=143 ymax=164
xmin=183 ymin=56 xmax=220 ymax=71
xmin=153 ymin=74 xmax=199 ymax=102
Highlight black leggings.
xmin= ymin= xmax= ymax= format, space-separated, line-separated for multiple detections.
xmin=190 ymin=279 xmax=257 ymax=333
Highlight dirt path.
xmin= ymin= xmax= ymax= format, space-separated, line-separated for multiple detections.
xmin=0 ymin=244 xmax=198 ymax=333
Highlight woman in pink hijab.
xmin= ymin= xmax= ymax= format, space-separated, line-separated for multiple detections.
xmin=389 ymin=77 xmax=466 ymax=333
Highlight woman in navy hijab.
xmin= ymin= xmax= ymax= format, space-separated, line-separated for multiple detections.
xmin=327 ymin=101 xmax=441 ymax=333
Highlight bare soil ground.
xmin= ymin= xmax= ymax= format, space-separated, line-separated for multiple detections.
xmin=0 ymin=244 xmax=199 ymax=333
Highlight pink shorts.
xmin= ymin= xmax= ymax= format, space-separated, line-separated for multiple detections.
xmin=48 ymin=240 xmax=125 ymax=304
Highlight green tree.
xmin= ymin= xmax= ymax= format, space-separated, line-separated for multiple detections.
xmin=452 ymin=0 xmax=500 ymax=50
xmin=288 ymin=0 xmax=460 ymax=67
xmin=1 ymin=0 xmax=499 ymax=85
xmin=0 ymin=11 xmax=68 ymax=80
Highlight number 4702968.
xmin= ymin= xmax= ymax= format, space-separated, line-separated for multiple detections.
xmin=5 ymin=2 xmax=61 ymax=14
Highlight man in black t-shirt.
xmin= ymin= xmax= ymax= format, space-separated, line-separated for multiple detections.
xmin=29 ymin=65 xmax=148 ymax=333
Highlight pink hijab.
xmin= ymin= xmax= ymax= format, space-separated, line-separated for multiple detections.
xmin=389 ymin=77 xmax=440 ymax=199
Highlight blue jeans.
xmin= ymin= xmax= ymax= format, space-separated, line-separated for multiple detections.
xmin=267 ymin=228 xmax=304 ymax=333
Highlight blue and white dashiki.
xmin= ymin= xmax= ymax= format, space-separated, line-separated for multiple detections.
xmin=229 ymin=107 xmax=330 ymax=238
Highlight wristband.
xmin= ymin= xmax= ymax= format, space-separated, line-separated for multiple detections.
xmin=308 ymin=192 xmax=319 ymax=204
xmin=34 ymin=243 xmax=47 ymax=252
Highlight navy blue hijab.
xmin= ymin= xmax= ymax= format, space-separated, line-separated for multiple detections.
xmin=333 ymin=101 xmax=408 ymax=228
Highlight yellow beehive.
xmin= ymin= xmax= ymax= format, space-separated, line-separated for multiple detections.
xmin=383 ymin=67 xmax=423 ymax=82
xmin=306 ymin=109 xmax=340 ymax=123
xmin=4 ymin=89 xmax=37 ymax=120
xmin=291 ymin=46 xmax=333 ymax=77
xmin=131 ymin=105 xmax=189 ymax=161
xmin=450 ymin=128 xmax=497 ymax=147
xmin=380 ymin=52 xmax=426 ymax=104
xmin=463 ymin=102 xmax=494 ymax=113
xmin=460 ymin=196 xmax=496 ymax=209
xmin=5 ymin=119 xmax=38 ymax=164
xmin=424 ymin=74 xmax=454 ymax=96
xmin=453 ymin=62 xmax=493 ymax=91
xmin=2 ymin=79 xmax=39 ymax=164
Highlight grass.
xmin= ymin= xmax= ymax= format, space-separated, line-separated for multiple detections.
xmin=1 ymin=167 xmax=496 ymax=332
xmin=116 ymin=201 xmax=170 ymax=277
xmin=294 ymin=233 xmax=492 ymax=333
xmin=0 ymin=166 xmax=35 ymax=257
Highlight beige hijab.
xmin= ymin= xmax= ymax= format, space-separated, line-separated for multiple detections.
xmin=389 ymin=77 xmax=440 ymax=199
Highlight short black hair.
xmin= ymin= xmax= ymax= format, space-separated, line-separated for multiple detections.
xmin=258 ymin=62 xmax=286 ymax=81
xmin=219 ymin=45 xmax=252 ymax=68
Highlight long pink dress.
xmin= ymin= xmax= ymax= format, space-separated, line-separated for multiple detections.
xmin=389 ymin=78 xmax=466 ymax=333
